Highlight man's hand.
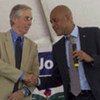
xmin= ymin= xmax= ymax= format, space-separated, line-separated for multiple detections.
xmin=8 ymin=90 xmax=24 ymax=100
xmin=23 ymin=73 xmax=38 ymax=86
xmin=73 ymin=50 xmax=94 ymax=62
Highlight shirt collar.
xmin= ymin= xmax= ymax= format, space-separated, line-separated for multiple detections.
xmin=64 ymin=25 xmax=79 ymax=40
xmin=10 ymin=29 xmax=24 ymax=42
xmin=70 ymin=25 xmax=79 ymax=38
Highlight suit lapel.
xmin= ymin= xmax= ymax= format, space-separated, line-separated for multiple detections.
xmin=5 ymin=32 xmax=30 ymax=69
xmin=58 ymin=37 xmax=70 ymax=80
xmin=5 ymin=31 xmax=15 ymax=66
xmin=57 ymin=37 xmax=67 ymax=66
xmin=79 ymin=27 xmax=87 ymax=51
xmin=21 ymin=37 xmax=30 ymax=69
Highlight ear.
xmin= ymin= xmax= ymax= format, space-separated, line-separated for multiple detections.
xmin=12 ymin=16 xmax=18 ymax=23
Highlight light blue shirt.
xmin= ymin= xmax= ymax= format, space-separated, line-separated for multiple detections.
xmin=10 ymin=29 xmax=24 ymax=50
xmin=65 ymin=25 xmax=90 ymax=90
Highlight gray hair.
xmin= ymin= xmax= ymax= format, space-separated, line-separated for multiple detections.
xmin=10 ymin=4 xmax=32 ymax=26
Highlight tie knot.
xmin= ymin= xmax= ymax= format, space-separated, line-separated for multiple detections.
xmin=16 ymin=37 xmax=22 ymax=47
xmin=17 ymin=37 xmax=21 ymax=41
xmin=66 ymin=36 xmax=76 ymax=44
xmin=16 ymin=37 xmax=22 ymax=42
xmin=66 ymin=36 xmax=70 ymax=40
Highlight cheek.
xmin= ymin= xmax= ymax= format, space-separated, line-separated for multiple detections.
xmin=16 ymin=20 xmax=23 ymax=27
xmin=19 ymin=22 xmax=25 ymax=28
xmin=17 ymin=24 xmax=25 ymax=33
xmin=18 ymin=24 xmax=24 ymax=30
xmin=61 ymin=22 xmax=66 ymax=29
xmin=58 ymin=24 xmax=64 ymax=30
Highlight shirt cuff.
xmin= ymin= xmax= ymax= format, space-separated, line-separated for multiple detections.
xmin=37 ymin=78 xmax=41 ymax=86
xmin=19 ymin=71 xmax=24 ymax=81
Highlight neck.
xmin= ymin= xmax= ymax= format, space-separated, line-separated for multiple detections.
xmin=65 ymin=24 xmax=75 ymax=37
xmin=12 ymin=26 xmax=22 ymax=36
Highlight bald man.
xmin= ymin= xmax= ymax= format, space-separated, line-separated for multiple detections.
xmin=39 ymin=5 xmax=100 ymax=100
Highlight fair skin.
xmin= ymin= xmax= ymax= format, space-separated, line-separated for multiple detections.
xmin=12 ymin=9 xmax=32 ymax=36
xmin=23 ymin=72 xmax=38 ymax=87
xmin=50 ymin=5 xmax=94 ymax=63
xmin=8 ymin=9 xmax=37 ymax=100
xmin=8 ymin=90 xmax=24 ymax=100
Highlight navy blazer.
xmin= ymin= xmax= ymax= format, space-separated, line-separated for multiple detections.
xmin=38 ymin=27 xmax=100 ymax=100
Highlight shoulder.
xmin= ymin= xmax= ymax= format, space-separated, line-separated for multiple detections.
xmin=0 ymin=32 xmax=7 ymax=41
xmin=79 ymin=26 xmax=100 ymax=32
xmin=0 ymin=32 xmax=5 ymax=37
xmin=78 ymin=26 xmax=100 ymax=42
xmin=79 ymin=26 xmax=100 ymax=38
xmin=53 ymin=37 xmax=65 ymax=51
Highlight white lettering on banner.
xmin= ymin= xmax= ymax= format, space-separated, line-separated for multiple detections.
xmin=39 ymin=58 xmax=44 ymax=70
xmin=45 ymin=60 xmax=53 ymax=69
xmin=39 ymin=58 xmax=53 ymax=70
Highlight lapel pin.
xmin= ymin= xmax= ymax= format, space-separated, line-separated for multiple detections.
xmin=82 ymin=35 xmax=86 ymax=38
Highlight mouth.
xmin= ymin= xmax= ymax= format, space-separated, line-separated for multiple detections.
xmin=25 ymin=26 xmax=30 ymax=31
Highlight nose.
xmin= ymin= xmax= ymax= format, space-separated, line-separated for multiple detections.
xmin=51 ymin=21 xmax=55 ymax=28
xmin=27 ymin=20 xmax=32 ymax=26
xmin=52 ymin=22 xmax=57 ymax=30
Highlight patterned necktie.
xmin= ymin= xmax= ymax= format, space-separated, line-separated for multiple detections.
xmin=68 ymin=36 xmax=81 ymax=96
xmin=13 ymin=37 xmax=22 ymax=92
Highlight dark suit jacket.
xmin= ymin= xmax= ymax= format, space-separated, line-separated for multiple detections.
xmin=39 ymin=27 xmax=100 ymax=100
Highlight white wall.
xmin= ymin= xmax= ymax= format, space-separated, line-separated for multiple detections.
xmin=40 ymin=0 xmax=100 ymax=43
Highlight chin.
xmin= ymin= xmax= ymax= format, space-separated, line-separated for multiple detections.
xmin=57 ymin=33 xmax=63 ymax=36
xmin=57 ymin=34 xmax=61 ymax=36
xmin=22 ymin=32 xmax=27 ymax=35
xmin=56 ymin=31 xmax=63 ymax=36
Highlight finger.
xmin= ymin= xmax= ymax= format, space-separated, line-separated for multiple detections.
xmin=8 ymin=95 xmax=13 ymax=100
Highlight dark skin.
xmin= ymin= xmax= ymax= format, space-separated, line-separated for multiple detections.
xmin=50 ymin=5 xmax=94 ymax=63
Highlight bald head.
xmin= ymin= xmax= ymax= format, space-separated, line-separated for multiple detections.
xmin=50 ymin=5 xmax=74 ymax=36
xmin=50 ymin=5 xmax=72 ymax=19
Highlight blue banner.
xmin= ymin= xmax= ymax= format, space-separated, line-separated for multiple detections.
xmin=39 ymin=51 xmax=53 ymax=76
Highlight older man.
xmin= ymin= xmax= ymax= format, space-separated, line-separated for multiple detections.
xmin=0 ymin=4 xmax=39 ymax=100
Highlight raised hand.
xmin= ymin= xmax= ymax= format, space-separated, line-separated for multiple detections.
xmin=73 ymin=50 xmax=94 ymax=62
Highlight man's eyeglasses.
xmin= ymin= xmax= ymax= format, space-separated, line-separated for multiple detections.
xmin=19 ymin=16 xmax=33 ymax=21
xmin=24 ymin=16 xmax=33 ymax=21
